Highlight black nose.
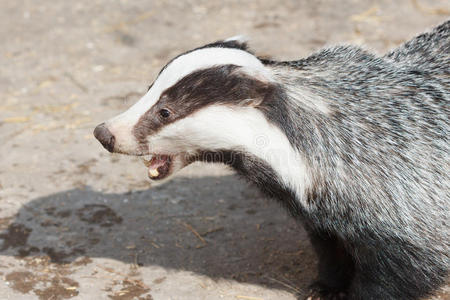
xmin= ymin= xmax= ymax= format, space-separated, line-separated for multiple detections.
xmin=93 ymin=123 xmax=115 ymax=153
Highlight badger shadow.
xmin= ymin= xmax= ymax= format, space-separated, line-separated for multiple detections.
xmin=0 ymin=175 xmax=316 ymax=294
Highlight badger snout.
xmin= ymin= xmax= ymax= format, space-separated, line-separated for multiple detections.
xmin=94 ymin=122 xmax=116 ymax=153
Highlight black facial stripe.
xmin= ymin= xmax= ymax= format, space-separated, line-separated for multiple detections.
xmin=133 ymin=64 xmax=275 ymax=147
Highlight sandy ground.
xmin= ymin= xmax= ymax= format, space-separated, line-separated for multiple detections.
xmin=0 ymin=0 xmax=448 ymax=299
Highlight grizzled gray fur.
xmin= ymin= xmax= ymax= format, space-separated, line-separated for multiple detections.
xmin=258 ymin=20 xmax=449 ymax=299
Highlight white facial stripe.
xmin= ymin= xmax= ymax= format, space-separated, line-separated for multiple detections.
xmin=147 ymin=105 xmax=310 ymax=201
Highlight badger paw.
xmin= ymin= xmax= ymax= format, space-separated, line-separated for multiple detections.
xmin=302 ymin=282 xmax=347 ymax=300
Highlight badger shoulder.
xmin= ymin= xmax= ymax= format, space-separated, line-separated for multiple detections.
xmin=277 ymin=39 xmax=449 ymax=107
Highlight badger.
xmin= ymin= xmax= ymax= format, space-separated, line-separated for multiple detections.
xmin=94 ymin=20 xmax=449 ymax=300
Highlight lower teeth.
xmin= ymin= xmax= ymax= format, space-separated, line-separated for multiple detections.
xmin=149 ymin=168 xmax=159 ymax=178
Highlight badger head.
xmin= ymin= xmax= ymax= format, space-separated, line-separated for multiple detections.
xmin=94 ymin=37 xmax=308 ymax=198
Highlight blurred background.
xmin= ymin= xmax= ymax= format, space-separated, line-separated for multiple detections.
xmin=0 ymin=1 xmax=448 ymax=299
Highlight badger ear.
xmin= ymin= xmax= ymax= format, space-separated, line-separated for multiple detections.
xmin=200 ymin=35 xmax=251 ymax=52
xmin=224 ymin=35 xmax=249 ymax=44
xmin=222 ymin=35 xmax=250 ymax=51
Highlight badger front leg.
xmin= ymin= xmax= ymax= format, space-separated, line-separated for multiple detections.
xmin=346 ymin=246 xmax=447 ymax=300
xmin=303 ymin=226 xmax=354 ymax=300
xmin=347 ymin=270 xmax=399 ymax=300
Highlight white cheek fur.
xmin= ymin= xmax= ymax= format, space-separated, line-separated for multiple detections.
xmin=147 ymin=105 xmax=311 ymax=202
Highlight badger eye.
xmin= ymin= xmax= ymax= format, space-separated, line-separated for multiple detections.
xmin=159 ymin=109 xmax=170 ymax=118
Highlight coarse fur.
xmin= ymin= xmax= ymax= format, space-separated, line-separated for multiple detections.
xmin=95 ymin=21 xmax=450 ymax=299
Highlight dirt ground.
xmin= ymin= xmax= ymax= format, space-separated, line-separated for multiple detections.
xmin=0 ymin=0 xmax=448 ymax=299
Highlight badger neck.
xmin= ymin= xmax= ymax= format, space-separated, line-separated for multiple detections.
xmin=192 ymin=62 xmax=345 ymax=216
xmin=260 ymin=62 xmax=336 ymax=164
xmin=199 ymin=50 xmax=382 ymax=216
xmin=225 ymin=59 xmax=353 ymax=215
xmin=255 ymin=52 xmax=390 ymax=217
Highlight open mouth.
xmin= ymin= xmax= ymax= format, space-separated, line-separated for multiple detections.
xmin=142 ymin=154 xmax=172 ymax=180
